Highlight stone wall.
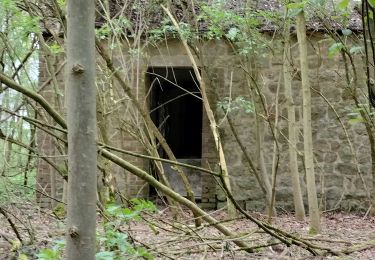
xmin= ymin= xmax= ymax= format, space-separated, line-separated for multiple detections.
xmin=204 ymin=33 xmax=371 ymax=211
xmin=37 ymin=33 xmax=372 ymax=211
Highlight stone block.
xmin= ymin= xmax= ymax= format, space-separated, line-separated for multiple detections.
xmin=216 ymin=186 xmax=226 ymax=202
xmin=216 ymin=201 xmax=227 ymax=209
xmin=325 ymin=187 xmax=343 ymax=200
xmin=324 ymin=152 xmax=338 ymax=163
xmin=199 ymin=202 xmax=216 ymax=209
xmin=335 ymin=163 xmax=357 ymax=175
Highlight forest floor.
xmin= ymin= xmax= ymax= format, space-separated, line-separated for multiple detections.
xmin=1 ymin=202 xmax=375 ymax=259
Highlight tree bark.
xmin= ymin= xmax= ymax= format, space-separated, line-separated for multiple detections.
xmin=283 ymin=10 xmax=305 ymax=221
xmin=162 ymin=5 xmax=236 ymax=217
xmin=296 ymin=10 xmax=320 ymax=233
xmin=65 ymin=0 xmax=97 ymax=259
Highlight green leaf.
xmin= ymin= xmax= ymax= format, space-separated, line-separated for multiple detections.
xmin=53 ymin=239 xmax=66 ymax=251
xmin=226 ymin=27 xmax=240 ymax=41
xmin=136 ymin=247 xmax=154 ymax=260
xmin=18 ymin=254 xmax=28 ymax=260
xmin=328 ymin=42 xmax=344 ymax=59
xmin=106 ymin=203 xmax=121 ymax=215
xmin=287 ymin=1 xmax=306 ymax=9
xmin=49 ymin=43 xmax=64 ymax=54
xmin=36 ymin=249 xmax=60 ymax=260
xmin=369 ymin=0 xmax=375 ymax=8
xmin=11 ymin=240 xmax=21 ymax=251
xmin=337 ymin=0 xmax=349 ymax=10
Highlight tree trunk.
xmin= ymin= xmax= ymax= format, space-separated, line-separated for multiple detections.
xmin=162 ymin=5 xmax=236 ymax=217
xmin=268 ymin=74 xmax=281 ymax=222
xmin=296 ymin=10 xmax=320 ymax=233
xmin=243 ymin=57 xmax=274 ymax=214
xmin=65 ymin=0 xmax=97 ymax=259
xmin=283 ymin=10 xmax=305 ymax=221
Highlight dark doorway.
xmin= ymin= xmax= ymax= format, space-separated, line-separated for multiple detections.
xmin=148 ymin=67 xmax=203 ymax=197
xmin=148 ymin=67 xmax=202 ymax=158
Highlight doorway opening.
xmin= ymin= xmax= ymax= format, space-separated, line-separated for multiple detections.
xmin=147 ymin=67 xmax=203 ymax=198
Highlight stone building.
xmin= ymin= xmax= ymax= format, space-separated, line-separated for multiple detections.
xmin=36 ymin=1 xmax=372 ymax=211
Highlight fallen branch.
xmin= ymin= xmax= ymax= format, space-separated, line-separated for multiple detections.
xmin=0 ymin=207 xmax=23 ymax=244
xmin=0 ymin=60 xmax=347 ymax=256
xmin=342 ymin=240 xmax=375 ymax=255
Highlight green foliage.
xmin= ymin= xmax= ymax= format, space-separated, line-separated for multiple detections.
xmin=0 ymin=0 xmax=39 ymax=205
xmin=148 ymin=18 xmax=194 ymax=43
xmin=286 ymin=1 xmax=307 ymax=16
xmin=217 ymin=96 xmax=255 ymax=114
xmin=197 ymin=0 xmax=268 ymax=55
xmin=0 ymin=137 xmax=37 ymax=204
xmin=328 ymin=42 xmax=344 ymax=59
xmin=96 ymin=231 xmax=153 ymax=260
xmin=0 ymin=170 xmax=36 ymax=204
xmin=52 ymin=203 xmax=66 ymax=218
xmin=369 ymin=0 xmax=375 ymax=8
xmin=56 ymin=0 xmax=66 ymax=13
xmin=0 ymin=0 xmax=39 ymax=90
xmin=48 ymin=43 xmax=64 ymax=54
xmin=106 ymin=198 xmax=156 ymax=219
xmin=95 ymin=17 xmax=133 ymax=39
xmin=36 ymin=240 xmax=65 ymax=260
xmin=337 ymin=0 xmax=350 ymax=10
xmin=325 ymin=26 xmax=363 ymax=59
xmin=346 ymin=104 xmax=375 ymax=124
xmin=37 ymin=200 xmax=156 ymax=260
xmin=99 ymin=199 xmax=155 ymax=259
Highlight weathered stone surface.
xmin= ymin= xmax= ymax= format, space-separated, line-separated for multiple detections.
xmin=314 ymin=152 xmax=324 ymax=163
xmin=331 ymin=141 xmax=340 ymax=150
xmin=200 ymin=202 xmax=216 ymax=209
xmin=314 ymin=139 xmax=330 ymax=152
xmin=38 ymin=34 xmax=371 ymax=211
xmin=338 ymin=147 xmax=354 ymax=163
xmin=325 ymin=187 xmax=343 ymax=200
xmin=336 ymin=163 xmax=357 ymax=175
xmin=358 ymin=155 xmax=370 ymax=164
xmin=324 ymin=152 xmax=338 ymax=163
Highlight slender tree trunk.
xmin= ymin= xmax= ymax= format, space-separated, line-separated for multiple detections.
xmin=283 ymin=11 xmax=305 ymax=221
xmin=361 ymin=0 xmax=375 ymax=215
xmin=96 ymin=41 xmax=191 ymax=220
xmin=162 ymin=5 xmax=236 ymax=217
xmin=50 ymin=168 xmax=57 ymax=208
xmin=268 ymin=75 xmax=281 ymax=222
xmin=65 ymin=0 xmax=97 ymax=259
xmin=255 ymin=107 xmax=274 ymax=215
xmin=296 ymin=10 xmax=320 ymax=233
xmin=244 ymin=57 xmax=274 ymax=213
xmin=23 ymin=119 xmax=36 ymax=186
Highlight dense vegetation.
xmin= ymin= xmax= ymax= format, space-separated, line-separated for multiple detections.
xmin=1 ymin=0 xmax=375 ymax=259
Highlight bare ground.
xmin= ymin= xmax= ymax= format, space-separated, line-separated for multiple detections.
xmin=1 ymin=202 xmax=375 ymax=259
